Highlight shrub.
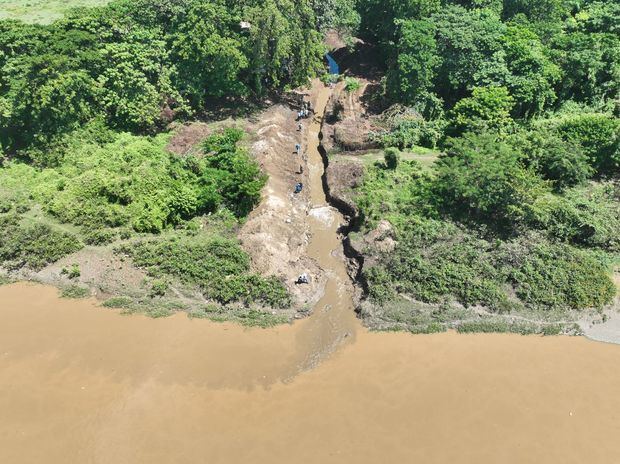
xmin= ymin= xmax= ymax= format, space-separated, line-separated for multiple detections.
xmin=84 ymin=229 xmax=117 ymax=246
xmin=0 ymin=215 xmax=82 ymax=271
xmin=531 ymin=183 xmax=620 ymax=250
xmin=510 ymin=129 xmax=594 ymax=191
xmin=557 ymin=114 xmax=620 ymax=174
xmin=61 ymin=264 xmax=81 ymax=279
xmin=102 ymin=296 xmax=134 ymax=309
xmin=509 ymin=243 xmax=615 ymax=310
xmin=149 ymin=279 xmax=169 ymax=297
xmin=384 ymin=148 xmax=400 ymax=169
xmin=344 ymin=77 xmax=361 ymax=93
xmin=119 ymin=235 xmax=291 ymax=308
xmin=372 ymin=117 xmax=445 ymax=149
xmin=60 ymin=285 xmax=90 ymax=299
xmin=435 ymin=134 xmax=550 ymax=232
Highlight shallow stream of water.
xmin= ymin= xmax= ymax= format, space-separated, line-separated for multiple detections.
xmin=1 ymin=83 xmax=620 ymax=463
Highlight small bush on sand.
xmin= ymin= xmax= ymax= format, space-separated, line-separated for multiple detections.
xmin=61 ymin=285 xmax=90 ymax=299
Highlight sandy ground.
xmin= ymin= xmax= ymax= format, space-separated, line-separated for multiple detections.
xmin=239 ymin=86 xmax=333 ymax=311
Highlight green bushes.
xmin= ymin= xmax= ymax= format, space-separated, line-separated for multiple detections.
xmin=60 ymin=285 xmax=90 ymax=299
xmin=383 ymin=148 xmax=400 ymax=169
xmin=118 ymin=234 xmax=291 ymax=308
xmin=199 ymin=128 xmax=267 ymax=217
xmin=531 ymin=183 xmax=620 ymax=250
xmin=434 ymin=134 xmax=550 ymax=232
xmin=509 ymin=243 xmax=615 ymax=310
xmin=0 ymin=215 xmax=82 ymax=270
xmin=344 ymin=77 xmax=361 ymax=93
xmin=0 ymin=127 xmax=265 ymax=238
xmin=356 ymin=148 xmax=616 ymax=316
xmin=371 ymin=116 xmax=444 ymax=150
xmin=556 ymin=114 xmax=620 ymax=175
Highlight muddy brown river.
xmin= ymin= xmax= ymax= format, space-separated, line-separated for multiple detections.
xmin=1 ymin=85 xmax=620 ymax=463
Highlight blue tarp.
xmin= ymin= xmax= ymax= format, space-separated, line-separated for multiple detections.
xmin=326 ymin=53 xmax=340 ymax=75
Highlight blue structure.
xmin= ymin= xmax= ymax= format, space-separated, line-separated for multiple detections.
xmin=326 ymin=53 xmax=340 ymax=75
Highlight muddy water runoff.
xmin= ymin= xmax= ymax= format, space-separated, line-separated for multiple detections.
xmin=1 ymin=85 xmax=620 ymax=463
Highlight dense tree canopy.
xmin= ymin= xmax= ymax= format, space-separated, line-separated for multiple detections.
xmin=0 ymin=0 xmax=326 ymax=155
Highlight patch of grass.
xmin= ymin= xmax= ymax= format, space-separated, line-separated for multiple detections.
xmin=188 ymin=304 xmax=289 ymax=327
xmin=144 ymin=307 xmax=174 ymax=319
xmin=0 ymin=275 xmax=13 ymax=286
xmin=61 ymin=264 xmax=81 ymax=280
xmin=0 ymin=214 xmax=82 ymax=271
xmin=102 ymin=296 xmax=134 ymax=309
xmin=0 ymin=0 xmax=111 ymax=24
xmin=408 ymin=322 xmax=446 ymax=334
xmin=118 ymin=233 xmax=291 ymax=308
xmin=236 ymin=309 xmax=290 ymax=328
xmin=344 ymin=77 xmax=361 ymax=93
xmin=60 ymin=285 xmax=90 ymax=299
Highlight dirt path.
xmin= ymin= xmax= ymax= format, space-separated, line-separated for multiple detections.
xmin=239 ymin=80 xmax=358 ymax=335
xmin=239 ymin=90 xmax=326 ymax=312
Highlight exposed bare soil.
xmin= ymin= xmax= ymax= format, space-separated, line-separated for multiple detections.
xmin=239 ymin=95 xmax=327 ymax=312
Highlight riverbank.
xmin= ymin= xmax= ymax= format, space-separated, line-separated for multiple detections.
xmin=1 ymin=282 xmax=620 ymax=463
xmin=317 ymin=62 xmax=620 ymax=339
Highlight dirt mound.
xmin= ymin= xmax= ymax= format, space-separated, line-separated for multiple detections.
xmin=322 ymin=81 xmax=379 ymax=153
xmin=239 ymin=96 xmax=327 ymax=312
xmin=35 ymin=247 xmax=148 ymax=299
xmin=325 ymin=159 xmax=363 ymax=217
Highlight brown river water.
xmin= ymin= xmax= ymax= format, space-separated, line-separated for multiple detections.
xmin=1 ymin=85 xmax=620 ymax=463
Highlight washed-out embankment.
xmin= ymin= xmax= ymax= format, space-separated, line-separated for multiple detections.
xmin=316 ymin=113 xmax=369 ymax=311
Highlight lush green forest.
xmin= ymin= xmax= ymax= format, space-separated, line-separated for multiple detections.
xmin=345 ymin=0 xmax=620 ymax=329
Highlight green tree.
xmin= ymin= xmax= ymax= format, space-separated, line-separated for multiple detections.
xmin=501 ymin=24 xmax=560 ymax=117
xmin=449 ymin=86 xmax=515 ymax=136
xmin=357 ymin=0 xmax=441 ymax=43
xmin=432 ymin=6 xmax=508 ymax=104
xmin=509 ymin=128 xmax=593 ymax=191
xmin=310 ymin=0 xmax=360 ymax=35
xmin=557 ymin=114 xmax=620 ymax=175
xmin=386 ymin=19 xmax=440 ymax=107
xmin=384 ymin=147 xmax=401 ymax=169
xmin=171 ymin=1 xmax=248 ymax=108
xmin=244 ymin=0 xmax=324 ymax=94
xmin=435 ymin=133 xmax=549 ymax=231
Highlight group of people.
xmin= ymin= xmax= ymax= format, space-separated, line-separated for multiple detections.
xmin=296 ymin=101 xmax=312 ymax=120
xmin=294 ymin=100 xmax=312 ymax=284
xmin=293 ymin=99 xmax=311 ymax=195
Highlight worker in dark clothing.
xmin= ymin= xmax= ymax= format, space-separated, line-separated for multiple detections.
xmin=294 ymin=183 xmax=303 ymax=194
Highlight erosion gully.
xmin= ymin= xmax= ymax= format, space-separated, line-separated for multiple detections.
xmin=1 ymin=82 xmax=620 ymax=464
